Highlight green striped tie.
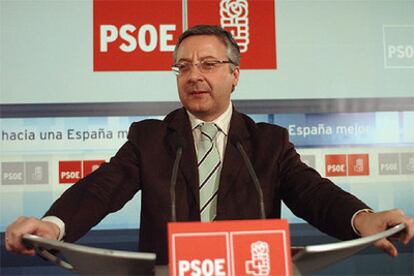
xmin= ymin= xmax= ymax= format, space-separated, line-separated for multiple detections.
xmin=197 ymin=123 xmax=221 ymax=221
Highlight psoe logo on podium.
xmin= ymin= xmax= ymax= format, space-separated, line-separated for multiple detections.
xmin=168 ymin=219 xmax=292 ymax=276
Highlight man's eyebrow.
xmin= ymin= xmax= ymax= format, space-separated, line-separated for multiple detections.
xmin=199 ymin=56 xmax=219 ymax=60
xmin=176 ymin=56 xmax=220 ymax=63
xmin=176 ymin=58 xmax=191 ymax=63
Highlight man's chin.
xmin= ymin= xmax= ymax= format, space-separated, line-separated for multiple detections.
xmin=185 ymin=105 xmax=213 ymax=119
xmin=187 ymin=107 xmax=209 ymax=116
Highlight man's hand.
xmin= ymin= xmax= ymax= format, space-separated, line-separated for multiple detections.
xmin=353 ymin=209 xmax=414 ymax=257
xmin=4 ymin=216 xmax=60 ymax=256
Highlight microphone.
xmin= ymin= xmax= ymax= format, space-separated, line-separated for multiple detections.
xmin=170 ymin=135 xmax=184 ymax=222
xmin=230 ymin=135 xmax=266 ymax=219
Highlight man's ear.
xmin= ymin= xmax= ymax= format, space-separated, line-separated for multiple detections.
xmin=231 ymin=66 xmax=240 ymax=92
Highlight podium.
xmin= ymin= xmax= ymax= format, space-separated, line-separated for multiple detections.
xmin=23 ymin=223 xmax=405 ymax=275
xmin=292 ymin=223 xmax=405 ymax=274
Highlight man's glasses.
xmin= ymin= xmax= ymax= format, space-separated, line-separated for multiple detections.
xmin=171 ymin=60 xmax=235 ymax=76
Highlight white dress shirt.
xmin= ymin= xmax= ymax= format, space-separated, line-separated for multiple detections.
xmin=187 ymin=102 xmax=233 ymax=162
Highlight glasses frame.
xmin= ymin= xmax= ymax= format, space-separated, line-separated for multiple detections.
xmin=171 ymin=59 xmax=235 ymax=76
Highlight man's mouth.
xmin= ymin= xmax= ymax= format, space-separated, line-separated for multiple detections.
xmin=190 ymin=90 xmax=209 ymax=95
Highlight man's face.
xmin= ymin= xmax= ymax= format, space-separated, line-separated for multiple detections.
xmin=175 ymin=35 xmax=240 ymax=121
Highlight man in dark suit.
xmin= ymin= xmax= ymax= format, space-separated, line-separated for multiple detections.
xmin=5 ymin=25 xmax=414 ymax=265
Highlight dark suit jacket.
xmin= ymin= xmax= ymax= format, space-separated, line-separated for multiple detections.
xmin=45 ymin=107 xmax=369 ymax=264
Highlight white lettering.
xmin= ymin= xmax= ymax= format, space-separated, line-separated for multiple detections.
xmin=214 ymin=259 xmax=226 ymax=275
xmin=178 ymin=261 xmax=190 ymax=276
xmin=100 ymin=25 xmax=118 ymax=52
xmin=159 ymin=24 xmax=176 ymax=51
xmin=119 ymin=24 xmax=137 ymax=52
xmin=99 ymin=24 xmax=176 ymax=53
xmin=138 ymin=24 xmax=157 ymax=52
xmin=336 ymin=124 xmax=369 ymax=136
xmin=327 ymin=164 xmax=345 ymax=173
xmin=3 ymin=172 xmax=22 ymax=180
xmin=61 ymin=171 xmax=80 ymax=179
xmin=191 ymin=259 xmax=201 ymax=276
xmin=176 ymin=259 xmax=226 ymax=276
xmin=388 ymin=45 xmax=414 ymax=59
xmin=288 ymin=124 xmax=333 ymax=138
xmin=201 ymin=259 xmax=214 ymax=275
xmin=381 ymin=163 xmax=398 ymax=171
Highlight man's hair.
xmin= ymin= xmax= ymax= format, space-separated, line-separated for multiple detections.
xmin=173 ymin=25 xmax=240 ymax=67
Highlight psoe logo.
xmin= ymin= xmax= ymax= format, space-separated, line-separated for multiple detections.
xmin=383 ymin=25 xmax=414 ymax=68
xmin=220 ymin=0 xmax=250 ymax=53
xmin=245 ymin=241 xmax=270 ymax=276
xmin=93 ymin=0 xmax=276 ymax=71
xmin=93 ymin=0 xmax=182 ymax=71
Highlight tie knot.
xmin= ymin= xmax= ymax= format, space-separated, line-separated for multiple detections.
xmin=199 ymin=123 xmax=219 ymax=141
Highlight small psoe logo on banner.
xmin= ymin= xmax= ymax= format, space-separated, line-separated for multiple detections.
xmin=245 ymin=241 xmax=270 ymax=276
xmin=325 ymin=154 xmax=347 ymax=177
xmin=32 ymin=166 xmax=43 ymax=181
xmin=347 ymin=154 xmax=369 ymax=176
xmin=220 ymin=0 xmax=250 ymax=53
xmin=59 ymin=160 xmax=105 ymax=184
xmin=383 ymin=25 xmax=414 ymax=68
xmin=406 ymin=156 xmax=414 ymax=172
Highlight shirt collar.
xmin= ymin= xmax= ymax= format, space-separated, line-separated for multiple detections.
xmin=187 ymin=103 xmax=233 ymax=136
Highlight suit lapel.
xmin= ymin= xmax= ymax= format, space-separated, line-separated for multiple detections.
xmin=166 ymin=108 xmax=200 ymax=208
xmin=219 ymin=109 xmax=251 ymax=200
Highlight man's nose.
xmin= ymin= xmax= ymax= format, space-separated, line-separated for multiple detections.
xmin=187 ymin=64 xmax=204 ymax=81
